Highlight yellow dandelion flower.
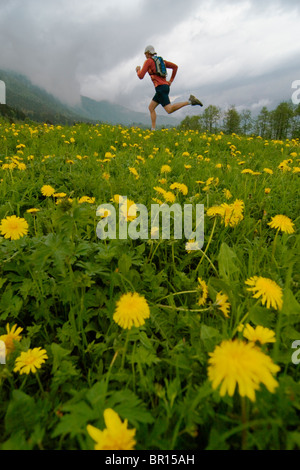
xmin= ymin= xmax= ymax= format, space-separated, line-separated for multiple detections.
xmin=158 ymin=178 xmax=167 ymax=184
xmin=220 ymin=200 xmax=244 ymax=227
xmin=292 ymin=167 xmax=300 ymax=173
xmin=0 ymin=215 xmax=29 ymax=240
xmin=113 ymin=292 xmax=150 ymax=330
xmin=0 ymin=324 xmax=23 ymax=356
xmin=111 ymin=195 xmax=125 ymax=204
xmin=163 ymin=191 xmax=176 ymax=203
xmin=263 ymin=168 xmax=273 ymax=175
xmin=223 ymin=189 xmax=232 ymax=200
xmin=87 ymin=409 xmax=136 ymax=450
xmin=102 ymin=172 xmax=110 ymax=181
xmin=128 ymin=167 xmax=139 ymax=179
xmin=96 ymin=207 xmax=111 ymax=218
xmin=185 ymin=239 xmax=201 ymax=252
xmin=198 ymin=278 xmax=208 ymax=306
xmin=161 ymin=165 xmax=171 ymax=173
xmin=26 ymin=208 xmax=40 ymax=214
xmin=278 ymin=160 xmax=291 ymax=172
xmin=268 ymin=214 xmax=295 ymax=234
xmin=169 ymin=182 xmax=188 ymax=196
xmin=14 ymin=347 xmax=48 ymax=375
xmin=245 ymin=276 xmax=283 ymax=310
xmin=215 ymin=291 xmax=230 ymax=318
xmin=17 ymin=163 xmax=27 ymax=171
xmin=150 ymin=226 xmax=160 ymax=238
xmin=207 ymin=205 xmax=224 ymax=217
xmin=153 ymin=186 xmax=165 ymax=195
xmin=105 ymin=152 xmax=114 ymax=159
xmin=206 ymin=177 xmax=214 ymax=186
xmin=41 ymin=185 xmax=55 ymax=197
xmin=78 ymin=196 xmax=96 ymax=204
xmin=53 ymin=193 xmax=67 ymax=198
xmin=208 ymin=339 xmax=280 ymax=401
xmin=264 ymin=188 xmax=271 ymax=194
xmin=152 ymin=197 xmax=164 ymax=205
xmin=119 ymin=199 xmax=138 ymax=222
xmin=243 ymin=323 xmax=276 ymax=344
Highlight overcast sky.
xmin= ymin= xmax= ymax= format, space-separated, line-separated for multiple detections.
xmin=1 ymin=0 xmax=299 ymax=118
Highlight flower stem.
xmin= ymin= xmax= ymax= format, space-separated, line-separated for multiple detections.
xmin=36 ymin=370 xmax=45 ymax=395
xmin=121 ymin=330 xmax=130 ymax=370
xmin=272 ymin=228 xmax=279 ymax=259
xmin=241 ymin=396 xmax=248 ymax=450
xmin=195 ymin=216 xmax=217 ymax=272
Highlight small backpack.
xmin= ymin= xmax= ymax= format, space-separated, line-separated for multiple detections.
xmin=152 ymin=55 xmax=167 ymax=78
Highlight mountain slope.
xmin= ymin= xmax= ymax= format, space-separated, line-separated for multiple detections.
xmin=0 ymin=69 xmax=85 ymax=124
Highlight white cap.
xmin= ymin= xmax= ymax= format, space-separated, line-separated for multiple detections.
xmin=144 ymin=45 xmax=156 ymax=55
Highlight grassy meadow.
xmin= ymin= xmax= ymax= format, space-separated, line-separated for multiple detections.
xmin=0 ymin=119 xmax=299 ymax=450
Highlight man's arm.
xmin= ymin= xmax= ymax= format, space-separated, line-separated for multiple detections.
xmin=165 ymin=61 xmax=178 ymax=85
xmin=136 ymin=59 xmax=151 ymax=80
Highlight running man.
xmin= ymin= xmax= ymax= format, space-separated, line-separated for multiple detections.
xmin=136 ymin=45 xmax=203 ymax=130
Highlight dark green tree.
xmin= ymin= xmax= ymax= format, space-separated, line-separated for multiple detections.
xmin=291 ymin=103 xmax=300 ymax=138
xmin=202 ymin=105 xmax=222 ymax=133
xmin=240 ymin=109 xmax=253 ymax=135
xmin=222 ymin=105 xmax=241 ymax=135
xmin=254 ymin=106 xmax=271 ymax=138
xmin=179 ymin=115 xmax=202 ymax=130
xmin=270 ymin=102 xmax=295 ymax=139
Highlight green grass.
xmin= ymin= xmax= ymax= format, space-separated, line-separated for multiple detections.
xmin=0 ymin=119 xmax=299 ymax=450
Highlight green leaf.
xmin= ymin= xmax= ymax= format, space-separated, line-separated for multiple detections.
xmin=281 ymin=288 xmax=300 ymax=316
xmin=217 ymin=242 xmax=240 ymax=279
xmin=248 ymin=305 xmax=276 ymax=328
xmin=107 ymin=390 xmax=154 ymax=427
xmin=51 ymin=402 xmax=95 ymax=438
xmin=51 ymin=343 xmax=72 ymax=373
xmin=130 ymin=346 xmax=160 ymax=366
xmin=118 ymin=253 xmax=132 ymax=275
xmin=5 ymin=391 xmax=37 ymax=434
xmin=200 ymin=324 xmax=222 ymax=352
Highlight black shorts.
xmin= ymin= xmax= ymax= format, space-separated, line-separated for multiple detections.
xmin=152 ymin=84 xmax=170 ymax=107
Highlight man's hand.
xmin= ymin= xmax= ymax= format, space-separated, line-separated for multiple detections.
xmin=136 ymin=66 xmax=141 ymax=73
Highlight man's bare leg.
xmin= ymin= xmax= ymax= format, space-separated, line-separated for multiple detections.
xmin=148 ymin=100 xmax=159 ymax=129
xmin=164 ymin=101 xmax=190 ymax=114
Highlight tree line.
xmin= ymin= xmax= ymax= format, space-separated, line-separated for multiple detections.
xmin=179 ymin=101 xmax=300 ymax=139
